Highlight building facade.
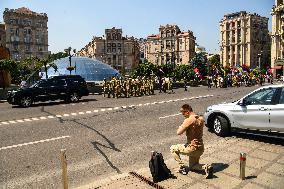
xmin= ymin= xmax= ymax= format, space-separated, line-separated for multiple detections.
xmin=0 ymin=23 xmax=6 ymax=47
xmin=219 ymin=11 xmax=270 ymax=68
xmin=145 ymin=24 xmax=195 ymax=66
xmin=3 ymin=7 xmax=48 ymax=61
xmin=271 ymin=0 xmax=284 ymax=75
xmin=78 ymin=27 xmax=140 ymax=73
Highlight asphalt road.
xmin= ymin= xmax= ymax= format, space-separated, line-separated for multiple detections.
xmin=0 ymin=85 xmax=260 ymax=189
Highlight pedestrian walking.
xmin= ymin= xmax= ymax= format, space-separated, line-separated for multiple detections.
xmin=170 ymin=104 xmax=213 ymax=178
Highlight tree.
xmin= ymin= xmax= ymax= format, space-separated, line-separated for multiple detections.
xmin=0 ymin=59 xmax=21 ymax=84
xmin=190 ymin=52 xmax=208 ymax=78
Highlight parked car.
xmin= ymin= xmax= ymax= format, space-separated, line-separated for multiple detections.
xmin=7 ymin=75 xmax=89 ymax=107
xmin=204 ymin=84 xmax=284 ymax=136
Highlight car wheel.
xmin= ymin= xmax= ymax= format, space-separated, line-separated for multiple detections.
xmin=69 ymin=92 xmax=80 ymax=102
xmin=213 ymin=115 xmax=230 ymax=137
xmin=20 ymin=96 xmax=32 ymax=107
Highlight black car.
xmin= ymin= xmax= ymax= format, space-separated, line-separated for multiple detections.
xmin=7 ymin=75 xmax=89 ymax=107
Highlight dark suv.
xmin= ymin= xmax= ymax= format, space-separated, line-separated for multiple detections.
xmin=7 ymin=75 xmax=89 ymax=107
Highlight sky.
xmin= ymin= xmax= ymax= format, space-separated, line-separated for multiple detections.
xmin=0 ymin=0 xmax=274 ymax=54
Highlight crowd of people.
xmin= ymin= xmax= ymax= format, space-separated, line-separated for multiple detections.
xmin=102 ymin=76 xmax=175 ymax=98
xmin=206 ymin=72 xmax=274 ymax=89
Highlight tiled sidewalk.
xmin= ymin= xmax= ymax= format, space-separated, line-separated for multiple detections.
xmin=76 ymin=136 xmax=284 ymax=189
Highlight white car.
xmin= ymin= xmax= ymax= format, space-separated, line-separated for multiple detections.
xmin=204 ymin=84 xmax=284 ymax=136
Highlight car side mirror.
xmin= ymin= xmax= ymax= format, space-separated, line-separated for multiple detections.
xmin=238 ymin=99 xmax=247 ymax=106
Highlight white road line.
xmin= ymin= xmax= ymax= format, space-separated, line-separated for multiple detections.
xmin=159 ymin=113 xmax=181 ymax=119
xmin=0 ymin=136 xmax=71 ymax=151
xmin=0 ymin=94 xmax=214 ymax=126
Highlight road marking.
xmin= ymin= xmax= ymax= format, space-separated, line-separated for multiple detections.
xmin=0 ymin=136 xmax=71 ymax=151
xmin=0 ymin=94 xmax=214 ymax=126
xmin=159 ymin=113 xmax=181 ymax=119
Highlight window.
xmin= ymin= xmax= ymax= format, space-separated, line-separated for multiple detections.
xmin=52 ymin=79 xmax=66 ymax=86
xmin=112 ymin=43 xmax=116 ymax=47
xmin=118 ymin=43 xmax=121 ymax=47
xmin=112 ymin=48 xmax=116 ymax=53
xmin=118 ymin=48 xmax=121 ymax=53
xmin=245 ymin=88 xmax=277 ymax=105
xmin=107 ymin=43 xmax=111 ymax=47
xmin=279 ymin=89 xmax=284 ymax=104
xmin=25 ymin=45 xmax=30 ymax=51
xmin=107 ymin=48 xmax=111 ymax=53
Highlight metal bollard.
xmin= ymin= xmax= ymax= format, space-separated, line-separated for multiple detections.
xmin=240 ymin=152 xmax=246 ymax=180
xmin=61 ymin=149 xmax=68 ymax=189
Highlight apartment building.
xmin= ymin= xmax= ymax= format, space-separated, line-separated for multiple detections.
xmin=271 ymin=0 xmax=284 ymax=75
xmin=78 ymin=27 xmax=140 ymax=72
xmin=145 ymin=24 xmax=196 ymax=66
xmin=3 ymin=7 xmax=48 ymax=61
xmin=219 ymin=11 xmax=270 ymax=68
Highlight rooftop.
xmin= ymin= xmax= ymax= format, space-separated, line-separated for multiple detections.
xmin=4 ymin=7 xmax=47 ymax=17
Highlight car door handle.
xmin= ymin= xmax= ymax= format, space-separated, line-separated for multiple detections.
xmin=259 ymin=107 xmax=268 ymax=111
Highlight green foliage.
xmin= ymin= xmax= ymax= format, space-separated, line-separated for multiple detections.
xmin=0 ymin=59 xmax=21 ymax=83
xmin=131 ymin=60 xmax=195 ymax=81
xmin=190 ymin=52 xmax=208 ymax=77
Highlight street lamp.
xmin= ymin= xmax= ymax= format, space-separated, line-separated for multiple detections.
xmin=64 ymin=47 xmax=76 ymax=75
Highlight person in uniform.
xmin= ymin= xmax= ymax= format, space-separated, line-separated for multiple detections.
xmin=170 ymin=104 xmax=213 ymax=178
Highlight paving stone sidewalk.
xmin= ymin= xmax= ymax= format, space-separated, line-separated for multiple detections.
xmin=76 ymin=136 xmax=284 ymax=189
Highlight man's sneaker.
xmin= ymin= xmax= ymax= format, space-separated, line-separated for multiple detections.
xmin=178 ymin=166 xmax=188 ymax=175
xmin=205 ymin=165 xmax=213 ymax=179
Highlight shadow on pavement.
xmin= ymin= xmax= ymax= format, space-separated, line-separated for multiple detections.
xmin=211 ymin=162 xmax=229 ymax=173
xmin=11 ymin=98 xmax=97 ymax=108
xmin=232 ymin=130 xmax=284 ymax=146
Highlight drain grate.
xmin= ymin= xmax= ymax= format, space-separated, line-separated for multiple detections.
xmin=129 ymin=171 xmax=167 ymax=189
